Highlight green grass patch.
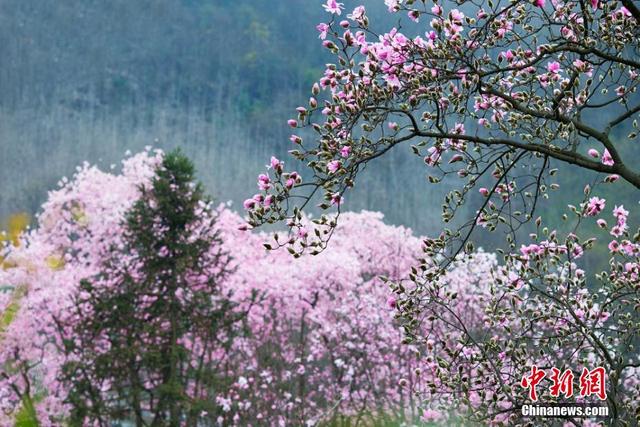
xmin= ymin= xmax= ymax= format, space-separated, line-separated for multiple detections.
xmin=14 ymin=394 xmax=39 ymax=427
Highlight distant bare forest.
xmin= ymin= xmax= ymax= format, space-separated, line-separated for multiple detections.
xmin=0 ymin=0 xmax=459 ymax=235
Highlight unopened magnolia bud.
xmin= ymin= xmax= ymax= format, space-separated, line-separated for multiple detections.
xmin=322 ymin=40 xmax=337 ymax=50
xmin=387 ymin=296 xmax=397 ymax=309
xmin=449 ymin=154 xmax=464 ymax=164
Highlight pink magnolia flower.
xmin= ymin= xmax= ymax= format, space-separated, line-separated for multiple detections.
xmin=613 ymin=205 xmax=629 ymax=222
xmin=263 ymin=195 xmax=274 ymax=209
xmin=340 ymin=146 xmax=351 ymax=158
xmin=327 ymin=160 xmax=341 ymax=174
xmin=384 ymin=0 xmax=400 ymax=12
xmin=450 ymin=9 xmax=465 ymax=22
xmin=602 ymin=149 xmax=614 ymax=166
xmin=535 ymin=0 xmax=545 ymax=7
xmin=243 ymin=199 xmax=256 ymax=210
xmin=323 ymin=0 xmax=344 ymax=15
xmin=571 ymin=245 xmax=584 ymax=259
xmin=257 ymin=174 xmax=271 ymax=190
xmin=504 ymin=50 xmax=514 ymax=62
xmin=585 ymin=197 xmax=606 ymax=216
xmin=347 ymin=6 xmax=366 ymax=21
xmin=547 ymin=61 xmax=561 ymax=74
xmin=496 ymin=19 xmax=513 ymax=38
xmin=316 ymin=23 xmax=329 ymax=40
xmin=573 ymin=59 xmax=593 ymax=76
xmin=506 ymin=270 xmax=524 ymax=288
xmin=538 ymin=74 xmax=549 ymax=87
xmin=610 ymin=225 xmax=627 ymax=238
xmin=622 ymin=242 xmax=639 ymax=256
xmin=520 ymin=243 xmax=541 ymax=260
xmin=385 ymin=74 xmax=401 ymax=88
xmin=422 ymin=409 xmax=443 ymax=421
xmin=424 ymin=146 xmax=442 ymax=166
xmin=587 ymin=149 xmax=599 ymax=158
xmin=330 ymin=193 xmax=344 ymax=205
xmin=608 ymin=240 xmax=620 ymax=253
xmin=268 ymin=156 xmax=283 ymax=171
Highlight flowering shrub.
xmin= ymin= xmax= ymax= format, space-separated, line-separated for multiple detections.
xmin=0 ymin=149 xmax=164 ymax=425
xmin=0 ymin=149 xmax=505 ymax=425
xmin=243 ymin=0 xmax=640 ymax=424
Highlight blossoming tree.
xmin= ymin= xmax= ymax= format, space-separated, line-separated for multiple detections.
xmin=244 ymin=0 xmax=640 ymax=424
xmin=55 ymin=150 xmax=254 ymax=426
xmin=0 ymin=149 xmax=502 ymax=425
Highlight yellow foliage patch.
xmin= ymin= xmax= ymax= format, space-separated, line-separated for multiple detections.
xmin=1 ymin=213 xmax=30 ymax=247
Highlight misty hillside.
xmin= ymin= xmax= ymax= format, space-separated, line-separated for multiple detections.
xmin=0 ymin=0 xmax=636 ymax=244
xmin=0 ymin=0 xmax=456 ymax=234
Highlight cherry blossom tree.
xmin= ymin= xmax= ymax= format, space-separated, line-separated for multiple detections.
xmin=0 ymin=149 xmax=164 ymax=425
xmin=0 ymin=149 xmax=499 ymax=425
xmin=244 ymin=0 xmax=640 ymax=424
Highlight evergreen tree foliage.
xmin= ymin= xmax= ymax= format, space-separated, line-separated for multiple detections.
xmin=58 ymin=150 xmax=242 ymax=426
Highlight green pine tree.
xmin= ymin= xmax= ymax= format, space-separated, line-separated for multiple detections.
xmin=58 ymin=150 xmax=245 ymax=427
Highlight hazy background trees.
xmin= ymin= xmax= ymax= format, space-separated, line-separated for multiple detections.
xmin=0 ymin=0 xmax=434 ymax=232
